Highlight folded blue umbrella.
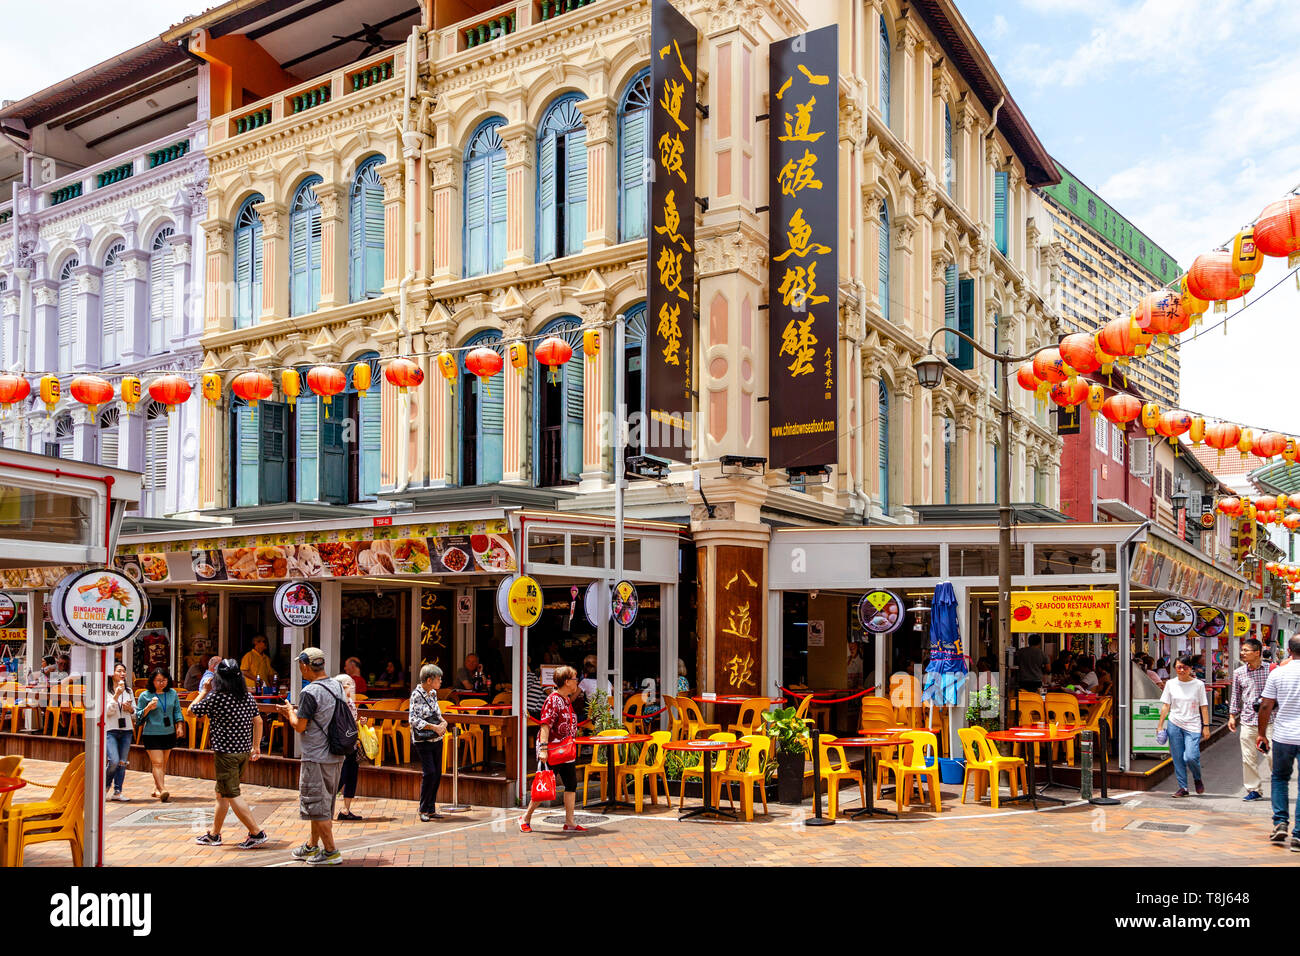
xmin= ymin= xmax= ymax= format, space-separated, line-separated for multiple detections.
xmin=923 ymin=581 xmax=968 ymax=706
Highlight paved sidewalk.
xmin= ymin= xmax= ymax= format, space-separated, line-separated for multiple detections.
xmin=11 ymin=757 xmax=1299 ymax=867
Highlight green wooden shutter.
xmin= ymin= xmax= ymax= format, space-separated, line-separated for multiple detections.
xmin=564 ymin=127 xmax=587 ymax=256
xmin=363 ymin=175 xmax=384 ymax=298
xmin=879 ymin=16 xmax=891 ymax=126
xmin=537 ymin=133 xmax=557 ymax=262
xmin=943 ymin=264 xmax=958 ymax=361
xmin=994 ymin=171 xmax=1008 ymax=255
xmin=464 ymin=158 xmax=488 ymax=276
xmin=296 ymin=393 xmax=320 ymax=502
xmin=260 ymin=401 xmax=288 ymax=505
xmin=360 ymin=368 xmax=382 ymax=497
xmin=319 ymin=404 xmax=347 ymax=504
xmin=878 ymin=203 xmax=890 ymax=322
xmin=619 ymin=98 xmax=648 ymax=240
xmin=954 ymin=277 xmax=975 ymax=371
xmin=878 ymin=382 xmax=889 ymax=510
xmin=235 ymin=405 xmax=259 ymax=507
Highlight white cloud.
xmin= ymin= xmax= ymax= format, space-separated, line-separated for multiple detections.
xmin=990 ymin=14 xmax=1010 ymax=39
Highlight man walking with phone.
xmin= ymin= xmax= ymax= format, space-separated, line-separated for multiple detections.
xmin=277 ymin=648 xmax=345 ymax=865
xmin=1257 ymin=635 xmax=1300 ymax=850
xmin=1229 ymin=638 xmax=1272 ymax=801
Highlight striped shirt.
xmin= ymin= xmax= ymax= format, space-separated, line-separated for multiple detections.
xmin=1230 ymin=663 xmax=1271 ymax=725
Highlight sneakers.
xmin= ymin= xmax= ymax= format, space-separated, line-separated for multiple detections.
xmin=1291 ymin=837 xmax=1300 ymax=853
xmin=1271 ymin=823 xmax=1289 ymax=844
xmin=518 ymin=821 xmax=532 ymax=833
xmin=1244 ymin=790 xmax=1264 ymax=801
xmin=306 ymin=848 xmax=342 ymax=865
xmin=1194 ymin=779 xmax=1205 ymax=795
xmin=195 ymin=832 xmax=222 ymax=846
xmin=111 ymin=791 xmax=128 ymax=802
xmin=235 ymin=831 xmax=268 ymax=849
xmin=419 ymin=812 xmax=445 ymax=822
xmin=1172 ymin=788 xmax=1190 ymax=798
xmin=290 ymin=843 xmax=320 ymax=860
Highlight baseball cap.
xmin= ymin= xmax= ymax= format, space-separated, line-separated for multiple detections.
xmin=298 ymin=647 xmax=327 ymax=666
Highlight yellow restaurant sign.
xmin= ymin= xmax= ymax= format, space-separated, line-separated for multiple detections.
xmin=507 ymin=575 xmax=543 ymax=628
xmin=1011 ymin=591 xmax=1116 ymax=633
xmin=1232 ymin=611 xmax=1251 ymax=638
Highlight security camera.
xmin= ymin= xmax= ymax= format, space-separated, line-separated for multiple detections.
xmin=810 ymin=590 xmax=819 ymax=600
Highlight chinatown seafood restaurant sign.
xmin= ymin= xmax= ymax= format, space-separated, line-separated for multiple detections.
xmin=645 ymin=0 xmax=698 ymax=461
xmin=767 ymin=24 xmax=839 ymax=470
xmin=51 ymin=568 xmax=150 ymax=649
xmin=1010 ymin=591 xmax=1116 ymax=634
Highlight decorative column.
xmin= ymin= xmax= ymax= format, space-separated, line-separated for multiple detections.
xmin=378 ymin=161 xmax=405 ymax=294
xmin=576 ymin=299 xmax=609 ymax=488
xmin=425 ymin=313 xmax=452 ymax=487
xmin=254 ymin=200 xmax=289 ymax=321
xmin=497 ymin=312 xmax=529 ymax=485
xmin=894 ymin=14 xmax=923 ymax=152
xmin=578 ymin=97 xmax=617 ymax=250
xmin=1 ymin=285 xmax=18 ymax=370
xmin=956 ymin=407 xmax=974 ymax=506
xmin=500 ymin=122 xmax=535 ymax=269
xmin=71 ymin=406 xmax=95 ymax=463
xmin=428 ymin=146 xmax=458 ymax=281
xmin=72 ymin=264 xmax=102 ymax=373
xmin=316 ymin=182 xmax=349 ymax=309
xmin=203 ymin=222 xmax=232 ymax=333
xmin=30 ymin=271 xmax=59 ymax=373
xmin=120 ymin=248 xmax=150 ymax=364
xmin=863 ymin=356 xmax=884 ymax=508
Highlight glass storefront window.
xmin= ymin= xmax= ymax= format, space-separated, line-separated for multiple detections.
xmin=869 ymin=545 xmax=941 ymax=578
xmin=0 ymin=483 xmax=92 ymax=547
xmin=570 ymin=535 xmax=606 ymax=568
xmin=529 ymin=531 xmax=565 ymax=565
xmin=948 ymin=545 xmax=1025 ymax=577
xmin=1034 ymin=544 xmax=1108 ymax=575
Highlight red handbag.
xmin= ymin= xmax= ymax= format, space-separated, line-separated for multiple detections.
xmin=546 ymin=737 xmax=577 ymax=765
xmin=531 ymin=769 xmax=556 ymax=802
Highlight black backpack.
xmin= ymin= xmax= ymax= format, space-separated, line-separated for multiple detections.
xmin=312 ymin=680 xmax=358 ymax=756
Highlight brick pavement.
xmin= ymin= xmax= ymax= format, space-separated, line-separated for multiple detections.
xmin=11 ymin=757 xmax=1298 ymax=867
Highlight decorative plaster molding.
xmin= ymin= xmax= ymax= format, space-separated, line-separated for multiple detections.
xmin=77 ymin=272 xmax=101 ymax=295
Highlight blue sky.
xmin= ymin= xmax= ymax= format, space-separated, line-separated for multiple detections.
xmin=961 ymin=0 xmax=1300 ymax=429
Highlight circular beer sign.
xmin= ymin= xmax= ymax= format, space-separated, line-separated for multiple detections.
xmin=0 ymin=593 xmax=16 ymax=629
xmin=507 ymin=575 xmax=543 ymax=627
xmin=1153 ymin=598 xmax=1195 ymax=637
xmin=858 ymin=589 xmax=903 ymax=634
xmin=273 ymin=581 xmax=321 ymax=628
xmin=51 ymin=568 xmax=149 ymax=649
xmin=611 ymin=580 xmax=639 ymax=628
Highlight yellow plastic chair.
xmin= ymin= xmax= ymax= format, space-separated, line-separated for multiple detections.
xmin=441 ymin=706 xmax=482 ymax=769
xmin=0 ymin=754 xmax=24 ymax=845
xmin=678 ymin=697 xmax=722 ymax=740
xmin=1081 ymin=697 xmax=1114 ymax=747
xmin=1013 ymin=692 xmax=1047 ymax=765
xmin=958 ymin=727 xmax=1025 ymax=808
xmin=581 ymin=729 xmax=632 ymax=807
xmin=1 ymin=682 xmax=24 ymax=734
xmin=183 ymin=706 xmax=207 ymax=752
xmin=1044 ymin=693 xmax=1082 ymax=765
xmin=4 ymin=752 xmax=85 ymax=867
xmin=888 ymin=672 xmax=922 ymax=720
xmin=9 ymin=773 xmax=84 ymax=867
xmin=719 ymin=734 xmax=770 ymax=821
xmin=616 ymin=730 xmax=671 ymax=812
xmin=858 ymin=696 xmax=895 ymax=732
xmin=449 ymin=698 xmax=485 ymax=766
xmin=726 ymin=698 xmax=772 ymax=737
xmin=815 ymin=734 xmax=865 ymax=819
xmin=678 ymin=731 xmax=736 ymax=809
xmin=878 ymin=730 xmax=942 ymax=813
xmin=622 ymin=693 xmax=647 ymax=734
xmin=793 ymin=692 xmax=817 ymax=731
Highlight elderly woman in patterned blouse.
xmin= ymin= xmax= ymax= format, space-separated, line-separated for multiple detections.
xmin=409 ymin=664 xmax=449 ymax=822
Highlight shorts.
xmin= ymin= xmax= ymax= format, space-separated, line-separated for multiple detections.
xmin=141 ymin=733 xmax=177 ymax=752
xmin=299 ymin=759 xmax=344 ymax=821
xmin=214 ymin=752 xmax=249 ymax=798
xmin=551 ymin=760 xmax=576 ymax=792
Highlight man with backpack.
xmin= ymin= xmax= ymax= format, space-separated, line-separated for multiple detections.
xmin=276 ymin=648 xmax=354 ymax=865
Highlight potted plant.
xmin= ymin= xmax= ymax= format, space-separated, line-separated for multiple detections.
xmin=760 ymin=705 xmax=809 ymax=804
xmin=965 ymin=684 xmax=1001 ymax=733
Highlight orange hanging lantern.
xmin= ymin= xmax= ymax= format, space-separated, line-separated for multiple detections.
xmin=231 ymin=371 xmax=273 ymax=409
xmin=38 ymin=375 xmax=60 ymax=415
xmin=1217 ymin=496 xmax=1243 ymax=517
xmin=1231 ymin=226 xmax=1264 ymax=277
xmin=1287 ymin=514 xmax=1300 ymax=533
xmin=147 ymin=374 xmax=192 ymax=413
xmin=351 ymin=361 xmax=372 ymax=400
xmin=1031 ymin=347 xmax=1069 ymax=385
xmin=1255 ymin=197 xmax=1300 ymax=267
xmin=1187 ymin=250 xmax=1254 ymax=311
xmin=1058 ymin=333 xmax=1100 ymax=375
xmin=1203 ymin=421 xmax=1241 ymax=459
xmin=384 ymin=358 xmax=424 ymax=393
xmin=465 ymin=346 xmax=504 ymax=397
xmin=1140 ymin=402 xmax=1161 ymax=437
xmin=1049 ymin=378 xmax=1089 ymax=410
xmin=508 ymin=342 xmax=528 ymax=370
xmin=69 ymin=375 xmax=114 ymax=415
xmin=202 ymin=372 xmax=223 ymax=408
xmin=1155 ymin=410 xmax=1191 ymax=451
xmin=306 ymin=366 xmax=346 ymax=418
xmin=583 ymin=329 xmax=600 ymax=358
xmin=1253 ymin=431 xmax=1287 ymax=460
xmin=1101 ymin=393 xmax=1142 ymax=428
xmin=1128 ymin=317 xmax=1154 ymax=357
xmin=436 ymin=352 xmax=458 ymax=393
xmin=535 ymin=336 xmax=574 ymax=385
xmin=1015 ymin=363 xmax=1041 ymax=393
xmin=1289 ymin=494 xmax=1300 ymax=511
xmin=119 ymin=376 xmax=142 ymax=414
xmin=1188 ymin=416 xmax=1205 ymax=446
xmin=1086 ymin=384 xmax=1105 ymax=412
xmin=0 ymin=374 xmax=31 ymax=414
xmin=1097 ymin=318 xmax=1135 ymax=361
xmin=1237 ymin=428 xmax=1254 ymax=458
xmin=1133 ymin=291 xmax=1181 ymax=344
xmin=281 ymin=370 xmax=301 ymax=410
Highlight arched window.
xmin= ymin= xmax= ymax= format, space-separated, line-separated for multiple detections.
xmin=463 ymin=119 xmax=507 ymax=277
xmin=57 ymin=258 xmax=78 ymax=372
xmin=878 ymin=382 xmax=889 ymax=512
xmin=537 ymin=95 xmax=588 ymax=262
xmin=943 ymin=104 xmax=954 ymax=196
xmin=101 ymin=243 xmax=126 ymax=366
xmin=48 ymin=412 xmax=74 ymax=460
xmin=290 ymin=176 xmax=323 ymax=316
xmin=142 ymin=400 xmax=168 ymax=517
xmin=460 ymin=330 xmax=504 ymax=486
xmin=97 ymin=405 xmax=119 ymax=469
xmin=234 ymin=195 xmax=263 ymax=329
xmin=149 ymin=227 xmax=174 ymax=354
xmin=618 ymin=70 xmax=652 ymax=242
xmin=878 ymin=200 xmax=891 ymax=322
xmin=534 ymin=316 xmax=584 ymax=486
xmin=623 ymin=303 xmax=648 ymax=458
xmin=879 ymin=16 xmax=891 ymax=126
xmin=349 ymin=155 xmax=386 ymax=302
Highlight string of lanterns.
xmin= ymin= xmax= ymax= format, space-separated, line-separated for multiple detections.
xmin=1263 ymin=562 xmax=1300 ymax=596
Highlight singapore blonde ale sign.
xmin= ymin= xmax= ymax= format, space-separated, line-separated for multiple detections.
xmin=51 ymin=567 xmax=150 ymax=648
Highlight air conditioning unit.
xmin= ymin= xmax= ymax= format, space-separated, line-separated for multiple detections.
xmin=1130 ymin=437 xmax=1152 ymax=478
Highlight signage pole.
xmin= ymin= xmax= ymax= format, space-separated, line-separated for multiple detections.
xmin=84 ymin=646 xmax=107 ymax=867
xmin=613 ymin=311 xmax=626 ymax=716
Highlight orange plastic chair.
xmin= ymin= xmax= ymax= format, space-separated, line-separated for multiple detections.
xmin=888 ymin=673 xmax=922 ymax=721
xmin=858 ymin=696 xmax=895 ymax=732
xmin=616 ymin=730 xmax=671 ymax=812
xmin=449 ymin=698 xmax=486 ymax=766
xmin=4 ymin=752 xmax=85 ymax=867
xmin=958 ymin=727 xmax=1025 ymax=808
xmin=678 ymin=697 xmax=722 ymax=740
xmin=581 ymin=729 xmax=632 ymax=807
xmin=719 ymin=734 xmax=770 ymax=820
xmin=9 ymin=771 xmax=85 ymax=867
xmin=678 ymin=732 xmax=736 ymax=809
xmin=0 ymin=754 xmax=24 ymax=843
xmin=1013 ymin=692 xmax=1047 ymax=765
xmin=726 ymin=698 xmax=772 ymax=737
xmin=878 ymin=730 xmax=942 ymax=812
xmin=814 ymin=734 xmax=865 ymax=819
xmin=1 ymin=682 xmax=23 ymax=734
xmin=1044 ymin=693 xmax=1082 ymax=765
xmin=1081 ymin=696 xmax=1114 ymax=747
xmin=622 ymin=693 xmax=647 ymax=734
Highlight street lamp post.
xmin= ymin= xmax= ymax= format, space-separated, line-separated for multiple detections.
xmin=913 ymin=329 xmax=1062 ymax=728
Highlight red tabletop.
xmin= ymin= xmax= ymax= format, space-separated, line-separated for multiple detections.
xmin=448 ymin=704 xmax=512 ymax=711
xmin=825 ymin=736 xmax=901 ymax=748
xmin=876 ymin=726 xmax=938 ymax=736
xmin=574 ymin=734 xmax=652 ymax=746
xmin=987 ymin=727 xmax=1080 ymax=743
xmin=693 ymin=696 xmax=755 ymax=705
xmin=0 ymin=776 xmax=26 ymax=794
xmin=662 ymin=739 xmax=749 ymax=753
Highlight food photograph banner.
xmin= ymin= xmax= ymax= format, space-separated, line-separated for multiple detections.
xmin=1010 ymin=591 xmax=1116 ymax=633
xmin=767 ymin=24 xmax=839 ymax=470
xmin=646 ymin=0 xmax=697 ymax=461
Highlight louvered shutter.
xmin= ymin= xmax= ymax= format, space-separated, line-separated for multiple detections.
xmin=260 ymin=401 xmax=288 ymax=504
xmin=620 ymin=104 xmax=648 ymax=241
xmin=954 ymin=277 xmax=975 ymax=371
xmin=251 ymin=224 xmax=263 ymax=320
xmin=349 ymin=182 xmax=364 ymax=301
xmin=562 ymin=336 xmax=584 ymax=481
xmin=144 ymin=419 xmax=168 ymax=516
xmin=318 ymin=400 xmax=347 ymax=504
xmin=943 ymin=105 xmax=953 ymax=195
xmin=537 ymin=133 xmax=557 ymax=262
xmin=464 ymin=158 xmax=488 ymax=276
xmin=479 ymin=370 xmax=504 ymax=484
xmin=58 ymin=278 xmax=77 ymax=371
xmin=290 ymin=209 xmax=310 ymax=316
xmin=149 ymin=242 xmax=173 ymax=353
xmin=102 ymin=262 xmax=123 ymax=366
xmin=309 ymin=208 xmax=322 ymax=312
xmin=879 ymin=16 xmax=891 ymax=126
xmin=994 ymin=171 xmax=1008 ymax=255
xmin=878 ymin=204 xmax=890 ymax=322
xmin=363 ymin=176 xmax=384 ymax=298
xmin=360 ymin=367 xmax=382 ymax=497
xmin=564 ymin=128 xmax=587 ymax=256
xmin=99 ymin=424 xmax=119 ymax=470
xmin=235 ymin=405 xmax=260 ymax=506
xmin=296 ymin=393 xmax=320 ymax=502
xmin=878 ymin=383 xmax=889 ymax=509
xmin=234 ymin=228 xmax=252 ymax=328
xmin=488 ymin=152 xmax=506 ymax=272
xmin=943 ymin=264 xmax=958 ymax=362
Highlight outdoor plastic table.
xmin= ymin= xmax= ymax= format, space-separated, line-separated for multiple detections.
xmin=0 ymin=776 xmax=25 ymax=794
xmin=986 ymin=727 xmax=1081 ymax=808
xmin=823 ymin=736 xmax=900 ymax=819
xmin=449 ymin=705 xmax=513 ymax=772
xmin=661 ymin=739 xmax=749 ymax=820
xmin=574 ymin=734 xmax=651 ymax=813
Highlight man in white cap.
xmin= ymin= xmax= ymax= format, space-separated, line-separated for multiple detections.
xmin=276 ymin=648 xmax=345 ymax=865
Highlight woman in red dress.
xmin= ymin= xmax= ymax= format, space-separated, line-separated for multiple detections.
xmin=520 ymin=664 xmax=583 ymax=832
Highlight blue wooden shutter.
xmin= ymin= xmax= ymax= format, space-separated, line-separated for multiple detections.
xmin=878 ymin=383 xmax=889 ymax=510
xmin=464 ymin=158 xmax=487 ymax=277
xmin=349 ymin=179 xmax=364 ymax=301
xmin=479 ymin=373 xmax=504 ymax=484
xmin=251 ymin=223 xmax=263 ymax=321
xmin=234 ymin=229 xmax=251 ymax=327
xmin=619 ymin=89 xmax=648 ymax=241
xmin=943 ymin=264 xmax=958 ymax=361
xmin=943 ymin=105 xmax=954 ymax=195
xmin=363 ymin=176 xmax=384 ymax=298
xmin=563 ymin=337 xmax=585 ymax=481
xmin=260 ymin=401 xmax=289 ymax=504
xmin=296 ymin=392 xmax=320 ymax=502
xmin=954 ymin=277 xmax=975 ymax=371
xmin=309 ymin=209 xmax=322 ymax=312
xmin=994 ymin=171 xmax=1008 ymax=255
xmin=537 ymin=133 xmax=557 ymax=262
xmin=879 ymin=16 xmax=891 ymax=126
xmin=290 ymin=207 xmax=309 ymax=316
xmin=878 ymin=203 xmax=890 ymax=322
xmin=319 ymin=405 xmax=347 ymax=505
xmin=564 ymin=127 xmax=587 ymax=255
xmin=489 ymin=152 xmax=506 ymax=273
xmin=360 ymin=369 xmax=382 ymax=497
xmin=235 ymin=404 xmax=259 ymax=507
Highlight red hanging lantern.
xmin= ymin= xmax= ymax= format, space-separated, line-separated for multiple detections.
xmin=1097 ymin=317 xmax=1136 ymax=359
xmin=1155 ymin=410 xmax=1191 ymax=446
xmin=1133 ymin=291 xmax=1181 ymax=344
xmin=465 ymin=346 xmax=504 ymax=397
xmin=1031 ymin=347 xmax=1069 ymax=385
xmin=306 ymin=365 xmax=347 ymax=418
xmin=1216 ymin=496 xmax=1243 ymax=517
xmin=1252 ymin=431 xmax=1287 ymax=460
xmin=1203 ymin=421 xmax=1241 ymax=459
xmin=0 ymin=373 xmax=31 ymax=413
xmin=535 ymin=336 xmax=573 ymax=384
xmin=384 ymin=358 xmax=424 ymax=394
xmin=1186 ymin=250 xmax=1254 ymax=309
xmin=1049 ymin=378 xmax=1089 ymax=409
xmin=1255 ymin=197 xmax=1300 ymax=267
xmin=1058 ymin=333 xmax=1100 ymax=375
xmin=147 ymin=374 xmax=193 ymax=413
xmin=231 ymin=371 xmax=273 ymax=409
xmin=1100 ymin=393 xmax=1142 ymax=427
xmin=69 ymin=375 xmax=114 ymax=415
xmin=1015 ymin=363 xmax=1041 ymax=393
xmin=1288 ymin=494 xmax=1300 ymax=511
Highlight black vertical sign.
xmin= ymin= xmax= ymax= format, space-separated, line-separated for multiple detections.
xmin=768 ymin=25 xmax=839 ymax=470
xmin=647 ymin=0 xmax=697 ymax=461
